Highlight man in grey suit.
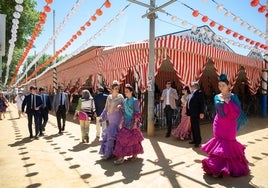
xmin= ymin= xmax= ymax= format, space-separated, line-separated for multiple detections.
xmin=160 ymin=80 xmax=179 ymax=137
xmin=52 ymin=84 xmax=69 ymax=134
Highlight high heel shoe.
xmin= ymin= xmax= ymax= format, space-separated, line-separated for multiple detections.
xmin=114 ymin=158 xmax=124 ymax=165
xmin=85 ymin=136 xmax=89 ymax=143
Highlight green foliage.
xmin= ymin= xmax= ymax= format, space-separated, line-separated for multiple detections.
xmin=0 ymin=0 xmax=39 ymax=84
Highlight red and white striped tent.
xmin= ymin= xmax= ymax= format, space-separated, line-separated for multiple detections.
xmin=31 ymin=34 xmax=266 ymax=96
xmin=95 ymin=34 xmax=266 ymax=95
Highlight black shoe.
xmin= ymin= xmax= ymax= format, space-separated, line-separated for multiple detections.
xmin=29 ymin=135 xmax=33 ymax=139
xmin=189 ymin=141 xmax=195 ymax=144
xmin=34 ymin=136 xmax=39 ymax=140
xmin=165 ymin=134 xmax=170 ymax=138
xmin=194 ymin=144 xmax=200 ymax=148
xmin=42 ymin=127 xmax=45 ymax=131
xmin=62 ymin=127 xmax=65 ymax=131
xmin=58 ymin=131 xmax=63 ymax=135
xmin=39 ymin=133 xmax=44 ymax=136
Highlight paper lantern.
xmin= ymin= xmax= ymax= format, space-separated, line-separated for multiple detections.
xmin=77 ymin=31 xmax=82 ymax=36
xmin=105 ymin=0 xmax=111 ymax=8
xmin=15 ymin=5 xmax=23 ymax=12
xmin=91 ymin=15 xmax=97 ymax=21
xmin=240 ymin=21 xmax=247 ymax=27
xmin=45 ymin=0 xmax=53 ymax=4
xmin=209 ymin=21 xmax=216 ymax=27
xmin=225 ymin=29 xmax=231 ymax=34
xmin=233 ymin=16 xmax=240 ymax=22
xmin=255 ymin=42 xmax=260 ymax=46
xmin=171 ymin=15 xmax=178 ymax=22
xmin=218 ymin=25 xmax=224 ymax=31
xmin=233 ymin=32 xmax=238 ymax=38
xmin=250 ymin=40 xmax=255 ymax=45
xmin=224 ymin=11 xmax=231 ymax=17
xmin=260 ymin=44 xmax=264 ymax=48
xmin=192 ymin=10 xmax=199 ymax=17
xmin=201 ymin=16 xmax=208 ymax=22
xmin=238 ymin=35 xmax=244 ymax=40
xmin=80 ymin=26 xmax=85 ymax=31
xmin=86 ymin=21 xmax=91 ymax=27
xmin=96 ymin=9 xmax=103 ymax=16
xmin=258 ymin=5 xmax=266 ymax=13
xmin=216 ymin=4 xmax=224 ymax=11
xmin=72 ymin=35 xmax=77 ymax=39
xmin=44 ymin=5 xmax=51 ymax=12
xmin=266 ymin=13 xmax=268 ymax=18
xmin=250 ymin=0 xmax=259 ymax=7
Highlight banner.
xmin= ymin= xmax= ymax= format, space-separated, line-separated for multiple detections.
xmin=0 ymin=14 xmax=6 ymax=56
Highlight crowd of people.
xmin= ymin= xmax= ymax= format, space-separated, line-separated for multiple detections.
xmin=3 ymin=73 xmax=249 ymax=176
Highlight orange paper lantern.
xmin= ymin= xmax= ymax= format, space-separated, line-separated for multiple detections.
xmin=225 ymin=29 xmax=231 ymax=35
xmin=192 ymin=10 xmax=199 ymax=17
xmin=105 ymin=0 xmax=111 ymax=8
xmin=250 ymin=0 xmax=259 ymax=7
xmin=201 ymin=16 xmax=208 ymax=22
xmin=96 ymin=9 xmax=103 ymax=16
xmin=238 ymin=35 xmax=244 ymax=40
xmin=232 ymin=32 xmax=238 ymax=38
xmin=77 ymin=31 xmax=82 ymax=36
xmin=80 ymin=26 xmax=85 ymax=31
xmin=218 ymin=25 xmax=224 ymax=31
xmin=45 ymin=0 xmax=53 ymax=4
xmin=258 ymin=5 xmax=266 ymax=13
xmin=44 ymin=5 xmax=51 ymax=12
xmin=91 ymin=15 xmax=97 ymax=21
xmin=86 ymin=21 xmax=91 ymax=27
xmin=209 ymin=21 xmax=216 ymax=27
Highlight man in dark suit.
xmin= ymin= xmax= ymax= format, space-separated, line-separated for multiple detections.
xmin=52 ymin=84 xmax=69 ymax=134
xmin=22 ymin=85 xmax=43 ymax=139
xmin=93 ymin=86 xmax=108 ymax=139
xmin=39 ymin=87 xmax=51 ymax=132
xmin=186 ymin=82 xmax=205 ymax=148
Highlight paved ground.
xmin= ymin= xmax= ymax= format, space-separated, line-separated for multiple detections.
xmin=0 ymin=104 xmax=268 ymax=188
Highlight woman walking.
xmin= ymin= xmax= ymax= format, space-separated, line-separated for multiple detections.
xmin=113 ymin=84 xmax=144 ymax=165
xmin=99 ymin=80 xmax=124 ymax=159
xmin=172 ymin=86 xmax=191 ymax=140
xmin=73 ymin=89 xmax=96 ymax=143
xmin=201 ymin=74 xmax=249 ymax=177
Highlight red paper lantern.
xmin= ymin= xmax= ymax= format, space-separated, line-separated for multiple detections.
xmin=265 ymin=13 xmax=268 ymax=18
xmin=209 ymin=21 xmax=216 ymax=27
xmin=96 ymin=9 xmax=103 ymax=16
xmin=258 ymin=5 xmax=266 ymax=13
xmin=232 ymin=32 xmax=238 ymax=38
xmin=91 ymin=15 xmax=97 ymax=21
xmin=260 ymin=44 xmax=264 ymax=48
xmin=250 ymin=0 xmax=259 ymax=7
xmin=255 ymin=42 xmax=260 ymax=46
xmin=72 ymin=35 xmax=77 ymax=40
xmin=201 ymin=16 xmax=208 ymax=22
xmin=44 ymin=5 xmax=51 ymax=12
xmin=40 ymin=12 xmax=47 ymax=19
xmin=218 ymin=25 xmax=224 ymax=31
xmin=225 ymin=29 xmax=231 ymax=35
xmin=86 ymin=21 xmax=91 ymax=27
xmin=250 ymin=40 xmax=255 ymax=45
xmin=238 ymin=35 xmax=244 ymax=40
xmin=245 ymin=38 xmax=250 ymax=43
xmin=45 ymin=0 xmax=53 ymax=4
xmin=105 ymin=0 xmax=111 ymax=8
xmin=192 ymin=10 xmax=199 ymax=17
xmin=264 ymin=46 xmax=268 ymax=50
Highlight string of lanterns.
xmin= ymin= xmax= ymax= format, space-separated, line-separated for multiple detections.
xmin=4 ymin=0 xmax=24 ymax=85
xmin=18 ymin=3 xmax=130 ymax=87
xmin=14 ymin=0 xmax=87 ymax=86
xmin=18 ymin=0 xmax=111 ymax=85
xmin=208 ymin=0 xmax=267 ymax=41
xmin=250 ymin=0 xmax=268 ymax=18
xmin=178 ymin=1 xmax=268 ymax=50
xmin=8 ymin=0 xmax=54 ymax=86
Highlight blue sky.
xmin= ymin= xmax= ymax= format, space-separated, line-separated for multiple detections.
xmin=33 ymin=0 xmax=266 ymax=57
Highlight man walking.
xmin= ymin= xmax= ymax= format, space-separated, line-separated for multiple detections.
xmin=52 ymin=84 xmax=69 ymax=134
xmin=160 ymin=80 xmax=179 ymax=137
xmin=39 ymin=87 xmax=51 ymax=132
xmin=186 ymin=82 xmax=205 ymax=148
xmin=22 ymin=85 xmax=43 ymax=139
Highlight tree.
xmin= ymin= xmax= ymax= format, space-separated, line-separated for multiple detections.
xmin=0 ymin=0 xmax=39 ymax=85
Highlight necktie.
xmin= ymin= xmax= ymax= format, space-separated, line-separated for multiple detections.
xmin=43 ymin=95 xmax=46 ymax=108
xmin=60 ymin=93 xmax=63 ymax=105
xmin=31 ymin=94 xmax=34 ymax=109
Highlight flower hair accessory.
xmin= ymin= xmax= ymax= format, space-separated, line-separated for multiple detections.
xmin=219 ymin=74 xmax=228 ymax=81
xmin=112 ymin=80 xmax=119 ymax=85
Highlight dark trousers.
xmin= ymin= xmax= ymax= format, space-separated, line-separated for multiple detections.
xmin=27 ymin=110 xmax=41 ymax=137
xmin=56 ymin=105 xmax=66 ymax=132
xmin=164 ymin=105 xmax=174 ymax=136
xmin=190 ymin=116 xmax=201 ymax=144
xmin=40 ymin=108 xmax=49 ymax=128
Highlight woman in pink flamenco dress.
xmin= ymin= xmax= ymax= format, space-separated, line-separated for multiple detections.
xmin=201 ymin=74 xmax=249 ymax=177
xmin=172 ymin=86 xmax=191 ymax=140
xmin=113 ymin=84 xmax=144 ymax=164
